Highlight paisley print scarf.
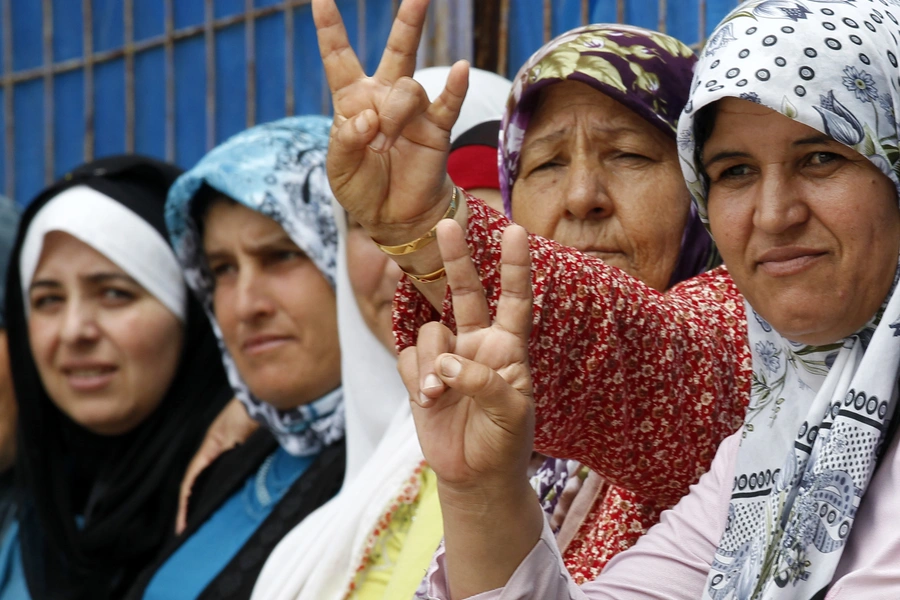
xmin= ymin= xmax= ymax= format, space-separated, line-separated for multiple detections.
xmin=166 ymin=115 xmax=344 ymax=456
xmin=679 ymin=2 xmax=900 ymax=598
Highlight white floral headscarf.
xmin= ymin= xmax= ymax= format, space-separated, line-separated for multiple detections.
xmin=678 ymin=2 xmax=900 ymax=599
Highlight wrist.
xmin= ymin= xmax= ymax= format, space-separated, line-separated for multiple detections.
xmin=369 ymin=178 xmax=457 ymax=247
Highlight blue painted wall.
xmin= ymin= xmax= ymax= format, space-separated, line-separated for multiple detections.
xmin=1 ymin=0 xmax=737 ymax=205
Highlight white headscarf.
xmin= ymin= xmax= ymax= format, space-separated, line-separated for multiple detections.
xmin=21 ymin=185 xmax=187 ymax=321
xmin=248 ymin=201 xmax=423 ymax=600
xmin=414 ymin=66 xmax=512 ymax=142
xmin=679 ymin=2 xmax=900 ymax=598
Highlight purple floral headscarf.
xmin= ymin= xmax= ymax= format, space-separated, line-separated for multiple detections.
xmin=500 ymin=24 xmax=719 ymax=288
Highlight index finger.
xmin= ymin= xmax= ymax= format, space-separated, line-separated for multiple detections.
xmin=373 ymin=0 xmax=430 ymax=84
xmin=437 ymin=217 xmax=491 ymax=333
xmin=313 ymin=0 xmax=365 ymax=94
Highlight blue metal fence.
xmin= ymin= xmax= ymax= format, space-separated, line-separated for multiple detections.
xmin=1 ymin=0 xmax=738 ymax=206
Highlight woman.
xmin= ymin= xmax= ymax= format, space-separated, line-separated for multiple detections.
xmin=129 ymin=116 xmax=346 ymax=600
xmin=497 ymin=24 xmax=729 ymax=580
xmin=249 ymin=205 xmax=435 ymax=600
xmin=2 ymin=157 xmax=231 ymax=599
xmin=409 ymin=1 xmax=900 ymax=597
xmin=313 ymin=0 xmax=750 ymax=580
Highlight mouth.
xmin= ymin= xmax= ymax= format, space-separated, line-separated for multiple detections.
xmin=756 ymin=248 xmax=828 ymax=277
xmin=61 ymin=366 xmax=117 ymax=392
xmin=242 ymin=335 xmax=294 ymax=356
xmin=577 ymin=246 xmax=624 ymax=261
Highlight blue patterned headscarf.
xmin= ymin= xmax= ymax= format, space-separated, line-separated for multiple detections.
xmin=166 ymin=115 xmax=343 ymax=456
xmin=0 ymin=196 xmax=19 ymax=329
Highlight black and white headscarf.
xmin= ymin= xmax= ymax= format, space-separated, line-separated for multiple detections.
xmin=679 ymin=2 xmax=900 ymax=598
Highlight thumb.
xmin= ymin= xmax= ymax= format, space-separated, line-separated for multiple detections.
xmin=434 ymin=353 xmax=531 ymax=417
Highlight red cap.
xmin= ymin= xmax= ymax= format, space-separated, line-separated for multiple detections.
xmin=447 ymin=145 xmax=500 ymax=191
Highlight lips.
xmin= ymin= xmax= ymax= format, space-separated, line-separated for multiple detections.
xmin=241 ymin=334 xmax=294 ymax=356
xmin=756 ymin=247 xmax=827 ymax=277
xmin=61 ymin=364 xmax=117 ymax=392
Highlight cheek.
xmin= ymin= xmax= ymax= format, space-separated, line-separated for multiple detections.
xmin=107 ymin=308 xmax=184 ymax=374
xmin=212 ymin=284 xmax=238 ymax=343
xmin=510 ymin=180 xmax=560 ymax=236
xmin=278 ymin=268 xmax=339 ymax=345
xmin=27 ymin=316 xmax=58 ymax=371
xmin=611 ymin=170 xmax=691 ymax=254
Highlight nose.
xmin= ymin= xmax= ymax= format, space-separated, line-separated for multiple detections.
xmin=563 ymin=157 xmax=614 ymax=222
xmin=59 ymin=299 xmax=101 ymax=346
xmin=234 ymin=268 xmax=276 ymax=323
xmin=753 ymin=169 xmax=810 ymax=234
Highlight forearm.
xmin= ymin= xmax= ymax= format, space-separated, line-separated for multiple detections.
xmin=439 ymin=478 xmax=545 ymax=600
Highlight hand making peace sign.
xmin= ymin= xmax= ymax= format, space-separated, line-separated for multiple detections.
xmin=313 ymin=0 xmax=469 ymax=247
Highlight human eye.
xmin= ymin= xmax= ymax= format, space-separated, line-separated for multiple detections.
xmin=715 ymin=164 xmax=753 ymax=181
xmin=31 ymin=293 xmax=63 ymax=311
xmin=807 ymin=151 xmax=840 ymax=166
xmin=209 ymin=261 xmax=236 ymax=280
xmin=101 ymin=287 xmax=136 ymax=306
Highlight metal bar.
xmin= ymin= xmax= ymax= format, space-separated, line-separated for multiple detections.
xmin=83 ymin=0 xmax=94 ymax=161
xmin=124 ymin=0 xmax=135 ymax=153
xmin=392 ymin=0 xmax=399 ymax=17
xmin=205 ymin=0 xmax=215 ymax=149
xmin=246 ymin=0 xmax=256 ymax=128
xmin=581 ymin=0 xmax=590 ymax=26
xmin=2 ymin=0 xmax=14 ymax=199
xmin=164 ymin=0 xmax=175 ymax=162
xmin=1 ymin=1 xmax=319 ymax=87
xmin=285 ymin=2 xmax=295 ymax=116
xmin=498 ymin=0 xmax=510 ymax=78
xmin=617 ymin=0 xmax=625 ymax=23
xmin=43 ymin=0 xmax=55 ymax=183
xmin=699 ymin=0 xmax=707 ymax=47
xmin=658 ymin=0 xmax=668 ymax=33
xmin=543 ymin=0 xmax=552 ymax=43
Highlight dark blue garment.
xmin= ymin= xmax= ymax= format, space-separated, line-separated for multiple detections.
xmin=142 ymin=447 xmax=313 ymax=600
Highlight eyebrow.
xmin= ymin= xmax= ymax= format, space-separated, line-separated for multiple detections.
xmin=29 ymin=272 xmax=137 ymax=292
xmin=525 ymin=125 xmax=647 ymax=151
xmin=702 ymin=135 xmax=836 ymax=170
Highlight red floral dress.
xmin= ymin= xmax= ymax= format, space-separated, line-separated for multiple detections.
xmin=393 ymin=196 xmax=752 ymax=582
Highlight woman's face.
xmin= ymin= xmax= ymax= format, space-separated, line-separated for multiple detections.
xmin=203 ymin=201 xmax=341 ymax=410
xmin=346 ymin=216 xmax=402 ymax=353
xmin=704 ymin=98 xmax=900 ymax=345
xmin=511 ymin=80 xmax=691 ymax=291
xmin=28 ymin=232 xmax=185 ymax=435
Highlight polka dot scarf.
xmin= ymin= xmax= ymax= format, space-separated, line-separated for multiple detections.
xmin=679 ymin=2 xmax=900 ymax=598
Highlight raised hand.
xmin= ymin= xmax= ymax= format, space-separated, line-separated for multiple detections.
xmin=313 ymin=0 xmax=469 ymax=247
xmin=399 ymin=220 xmax=535 ymax=489
xmin=398 ymin=220 xmax=544 ymax=598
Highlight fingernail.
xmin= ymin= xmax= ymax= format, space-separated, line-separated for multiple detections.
xmin=418 ymin=392 xmax=432 ymax=407
xmin=355 ymin=114 xmax=370 ymax=134
xmin=369 ymin=132 xmax=387 ymax=152
xmin=440 ymin=356 xmax=461 ymax=378
xmin=423 ymin=373 xmax=442 ymax=391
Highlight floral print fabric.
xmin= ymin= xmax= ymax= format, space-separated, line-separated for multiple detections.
xmin=678 ymin=2 xmax=900 ymax=598
xmin=166 ymin=115 xmax=344 ymax=456
xmin=393 ymin=194 xmax=752 ymax=580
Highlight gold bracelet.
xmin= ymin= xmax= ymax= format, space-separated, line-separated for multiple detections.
xmin=403 ymin=265 xmax=447 ymax=284
xmin=374 ymin=187 xmax=459 ymax=256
